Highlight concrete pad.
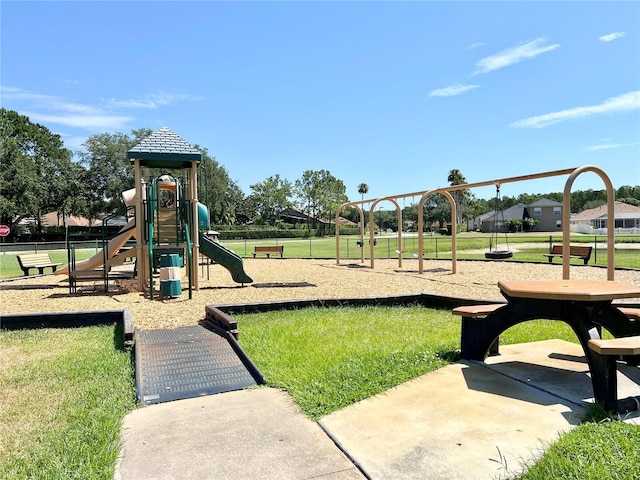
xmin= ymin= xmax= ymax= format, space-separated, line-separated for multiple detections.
xmin=319 ymin=341 xmax=591 ymax=480
xmin=115 ymin=340 xmax=640 ymax=479
xmin=115 ymin=388 xmax=364 ymax=480
xmin=483 ymin=339 xmax=640 ymax=425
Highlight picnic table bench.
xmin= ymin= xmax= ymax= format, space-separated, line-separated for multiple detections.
xmin=452 ymin=303 xmax=506 ymax=356
xmin=543 ymin=245 xmax=592 ymax=265
xmin=17 ymin=253 xmax=63 ymax=276
xmin=253 ymin=245 xmax=284 ymax=258
xmin=453 ymin=279 xmax=640 ymax=413
xmin=588 ymin=335 xmax=640 ymax=412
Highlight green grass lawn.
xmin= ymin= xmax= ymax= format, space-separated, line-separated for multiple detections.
xmin=237 ymin=305 xmax=640 ymax=478
xmin=515 ymin=420 xmax=640 ymax=480
xmin=1 ymin=306 xmax=637 ymax=478
xmin=236 ymin=306 xmax=583 ymax=420
xmin=1 ymin=233 xmax=637 ymax=280
xmin=0 ymin=325 xmax=137 ymax=480
xmin=0 ymin=250 xmax=96 ymax=280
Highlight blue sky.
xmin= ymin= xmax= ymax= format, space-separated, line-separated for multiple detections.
xmin=2 ymin=1 xmax=639 ymax=202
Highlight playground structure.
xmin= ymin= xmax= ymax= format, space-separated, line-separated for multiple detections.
xmin=56 ymin=127 xmax=253 ymax=298
xmin=336 ymin=165 xmax=617 ymax=280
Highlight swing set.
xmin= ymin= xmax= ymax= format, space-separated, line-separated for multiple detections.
xmin=335 ymin=165 xmax=618 ymax=280
xmin=485 ymin=183 xmax=513 ymax=260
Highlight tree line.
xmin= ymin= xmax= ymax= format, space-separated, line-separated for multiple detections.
xmin=1 ymin=109 xmax=638 ymax=240
xmin=0 ymin=109 xmax=348 ymax=240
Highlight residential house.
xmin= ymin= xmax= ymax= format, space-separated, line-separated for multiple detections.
xmin=570 ymin=201 xmax=640 ymax=233
xmin=280 ymin=208 xmax=356 ymax=228
xmin=527 ymin=198 xmax=564 ymax=231
xmin=480 ymin=198 xmax=563 ymax=233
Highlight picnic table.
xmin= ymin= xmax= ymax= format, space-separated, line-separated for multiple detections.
xmin=459 ymin=279 xmax=640 ymax=412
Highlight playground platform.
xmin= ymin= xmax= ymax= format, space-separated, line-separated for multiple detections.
xmin=115 ymin=339 xmax=640 ymax=480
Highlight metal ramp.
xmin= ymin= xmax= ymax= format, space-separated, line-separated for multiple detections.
xmin=135 ymin=325 xmax=263 ymax=405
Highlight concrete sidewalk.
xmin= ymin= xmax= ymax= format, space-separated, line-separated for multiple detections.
xmin=114 ymin=340 xmax=640 ymax=480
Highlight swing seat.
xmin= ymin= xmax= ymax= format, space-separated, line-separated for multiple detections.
xmin=485 ymin=250 xmax=513 ymax=260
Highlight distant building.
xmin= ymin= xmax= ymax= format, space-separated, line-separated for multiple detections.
xmin=527 ymin=198 xmax=564 ymax=231
xmin=280 ymin=209 xmax=356 ymax=227
xmin=480 ymin=198 xmax=563 ymax=233
xmin=570 ymin=201 xmax=640 ymax=231
xmin=40 ymin=211 xmax=102 ymax=227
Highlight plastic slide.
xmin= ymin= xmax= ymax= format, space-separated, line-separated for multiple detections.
xmin=56 ymin=218 xmax=136 ymax=275
xmin=199 ymin=232 xmax=253 ymax=284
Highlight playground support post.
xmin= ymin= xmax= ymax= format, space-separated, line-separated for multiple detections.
xmin=562 ymin=165 xmax=615 ymax=280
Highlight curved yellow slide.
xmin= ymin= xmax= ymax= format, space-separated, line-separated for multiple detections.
xmin=56 ymin=218 xmax=136 ymax=275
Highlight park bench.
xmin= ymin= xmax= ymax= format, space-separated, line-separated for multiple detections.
xmin=587 ymin=335 xmax=640 ymax=412
xmin=16 ymin=253 xmax=63 ymax=276
xmin=253 ymin=245 xmax=284 ymax=258
xmin=543 ymin=245 xmax=592 ymax=265
xmin=452 ymin=303 xmax=507 ymax=356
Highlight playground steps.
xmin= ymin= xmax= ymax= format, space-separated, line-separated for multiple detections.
xmin=155 ymin=208 xmax=181 ymax=244
xmin=135 ymin=325 xmax=264 ymax=405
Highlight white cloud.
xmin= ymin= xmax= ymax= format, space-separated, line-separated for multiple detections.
xmin=585 ymin=141 xmax=640 ymax=151
xmin=467 ymin=42 xmax=486 ymax=50
xmin=106 ymin=91 xmax=199 ymax=109
xmin=23 ymin=111 xmax=134 ymax=130
xmin=510 ymin=91 xmax=640 ymax=128
xmin=473 ymin=37 xmax=559 ymax=75
xmin=1 ymin=86 xmax=199 ymax=132
xmin=429 ymin=84 xmax=480 ymax=97
xmin=599 ymin=32 xmax=626 ymax=42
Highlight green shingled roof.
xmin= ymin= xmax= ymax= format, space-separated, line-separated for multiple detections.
xmin=127 ymin=127 xmax=202 ymax=168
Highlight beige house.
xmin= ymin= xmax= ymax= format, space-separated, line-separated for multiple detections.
xmin=570 ymin=201 xmax=640 ymax=232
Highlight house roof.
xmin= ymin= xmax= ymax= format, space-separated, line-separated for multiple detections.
xmin=127 ymin=127 xmax=202 ymax=168
xmin=528 ymin=198 xmax=562 ymax=207
xmin=570 ymin=201 xmax=640 ymax=222
xmin=281 ymin=208 xmax=356 ymax=226
xmin=486 ymin=203 xmax=527 ymax=221
xmin=41 ymin=211 xmax=102 ymax=227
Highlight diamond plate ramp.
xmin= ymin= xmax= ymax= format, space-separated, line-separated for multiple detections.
xmin=135 ymin=326 xmax=263 ymax=405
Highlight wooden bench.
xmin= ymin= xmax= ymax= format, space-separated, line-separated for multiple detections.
xmin=588 ymin=335 xmax=640 ymax=412
xmin=253 ymin=245 xmax=284 ymax=258
xmin=543 ymin=245 xmax=592 ymax=265
xmin=17 ymin=253 xmax=63 ymax=276
xmin=452 ymin=303 xmax=507 ymax=356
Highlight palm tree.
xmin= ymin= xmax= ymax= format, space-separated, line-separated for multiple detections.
xmin=447 ymin=169 xmax=468 ymax=225
xmin=357 ymin=183 xmax=369 ymax=230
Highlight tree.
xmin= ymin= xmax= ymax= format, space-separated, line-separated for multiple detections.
xmin=249 ymin=174 xmax=293 ymax=225
xmin=357 ymin=183 xmax=369 ymax=230
xmin=77 ymin=130 xmax=150 ymax=218
xmin=195 ymin=146 xmax=237 ymax=225
xmin=229 ymin=180 xmax=256 ymax=225
xmin=0 ymin=109 xmax=77 ymax=239
xmin=357 ymin=183 xmax=369 ymax=202
xmin=294 ymin=170 xmax=348 ymax=232
xmin=522 ymin=217 xmax=539 ymax=231
xmin=447 ymin=169 xmax=469 ymax=225
xmin=468 ymin=199 xmax=489 ymax=231
xmin=504 ymin=218 xmax=522 ymax=232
